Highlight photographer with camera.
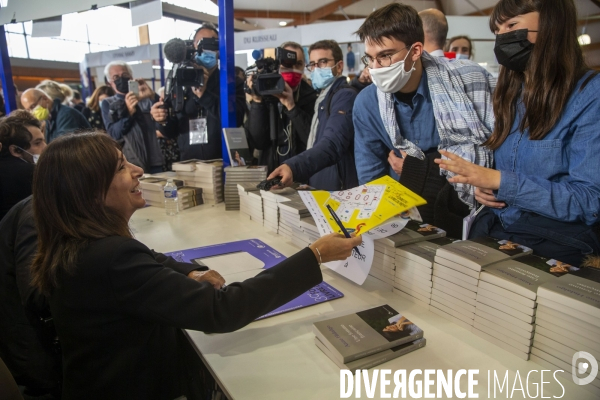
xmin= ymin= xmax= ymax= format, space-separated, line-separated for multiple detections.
xmin=266 ymin=40 xmax=358 ymax=191
xmin=101 ymin=61 xmax=163 ymax=173
xmin=151 ymin=23 xmax=247 ymax=161
xmin=245 ymin=42 xmax=317 ymax=173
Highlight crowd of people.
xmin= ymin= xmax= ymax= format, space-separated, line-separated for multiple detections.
xmin=0 ymin=0 xmax=599 ymax=399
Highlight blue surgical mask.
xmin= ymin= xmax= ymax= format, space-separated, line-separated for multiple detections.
xmin=456 ymin=53 xmax=470 ymax=60
xmin=311 ymin=67 xmax=335 ymax=90
xmin=195 ymin=50 xmax=217 ymax=69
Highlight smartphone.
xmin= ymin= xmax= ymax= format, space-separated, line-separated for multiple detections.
xmin=128 ymin=80 xmax=139 ymax=96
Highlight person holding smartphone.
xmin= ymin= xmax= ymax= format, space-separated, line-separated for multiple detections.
xmin=101 ymin=61 xmax=163 ymax=173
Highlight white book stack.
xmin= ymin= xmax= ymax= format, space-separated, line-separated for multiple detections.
xmin=224 ymin=166 xmax=267 ymax=211
xmin=530 ymin=266 xmax=600 ymax=395
xmin=368 ymin=221 xmax=447 ymax=287
xmin=393 ymin=237 xmax=455 ymax=308
xmin=237 ymin=183 xmax=263 ymax=222
xmin=369 ymin=237 xmax=397 ymax=286
xmin=139 ymin=177 xmax=202 ymax=209
xmin=172 ymin=159 xmax=224 ymax=204
xmin=278 ymin=197 xmax=310 ymax=243
xmin=260 ymin=188 xmax=297 ymax=233
xmin=297 ymin=216 xmax=320 ymax=248
xmin=473 ymin=254 xmax=566 ymax=361
xmin=430 ymin=237 xmax=532 ymax=332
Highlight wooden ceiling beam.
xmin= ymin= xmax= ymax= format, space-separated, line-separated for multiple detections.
xmin=582 ymin=42 xmax=600 ymax=52
xmin=293 ymin=0 xmax=359 ymax=25
xmin=434 ymin=0 xmax=444 ymax=14
xmin=233 ymin=9 xmax=351 ymax=22
xmin=465 ymin=6 xmax=494 ymax=16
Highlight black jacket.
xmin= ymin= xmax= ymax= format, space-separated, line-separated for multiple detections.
xmin=0 ymin=156 xmax=34 ymax=221
xmin=50 ymin=236 xmax=321 ymax=399
xmin=245 ymin=79 xmax=317 ymax=172
xmin=0 ymin=197 xmax=61 ymax=395
xmin=47 ymin=99 xmax=91 ymax=142
xmin=284 ymin=77 xmax=359 ymax=191
xmin=157 ymin=70 xmax=247 ymax=161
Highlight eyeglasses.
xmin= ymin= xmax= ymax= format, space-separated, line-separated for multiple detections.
xmin=361 ymin=46 xmax=410 ymax=68
xmin=306 ymin=58 xmax=336 ymax=72
xmin=111 ymin=73 xmax=131 ymax=82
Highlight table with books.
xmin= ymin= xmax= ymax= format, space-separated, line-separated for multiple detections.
xmin=130 ymin=203 xmax=599 ymax=400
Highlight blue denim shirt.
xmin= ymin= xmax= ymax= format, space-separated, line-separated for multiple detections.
xmin=353 ymin=71 xmax=438 ymax=184
xmin=494 ymin=72 xmax=600 ymax=227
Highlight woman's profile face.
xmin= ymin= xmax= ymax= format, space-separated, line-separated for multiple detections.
xmin=495 ymin=12 xmax=539 ymax=44
xmin=104 ymin=151 xmax=145 ymax=221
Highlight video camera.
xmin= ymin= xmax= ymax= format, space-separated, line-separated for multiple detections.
xmin=244 ymin=47 xmax=298 ymax=98
xmin=162 ymin=37 xmax=219 ymax=113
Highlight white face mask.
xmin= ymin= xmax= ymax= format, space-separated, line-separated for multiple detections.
xmin=15 ymin=146 xmax=39 ymax=164
xmin=368 ymin=45 xmax=416 ymax=94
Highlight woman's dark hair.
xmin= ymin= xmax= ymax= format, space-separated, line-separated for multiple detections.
xmin=30 ymin=131 xmax=132 ymax=296
xmin=308 ymin=40 xmax=344 ymax=63
xmin=87 ymin=85 xmax=115 ymax=112
xmin=444 ymin=35 xmax=474 ymax=58
xmin=485 ymin=0 xmax=587 ymax=149
xmin=355 ymin=3 xmax=424 ymax=47
xmin=0 ymin=110 xmax=41 ymax=157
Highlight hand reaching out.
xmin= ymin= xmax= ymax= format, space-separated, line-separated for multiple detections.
xmin=435 ymin=150 xmax=501 ymax=190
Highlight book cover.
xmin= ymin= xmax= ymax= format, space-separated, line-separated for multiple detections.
xmin=312 ymin=305 xmax=424 ymax=363
xmin=536 ymin=266 xmax=600 ymax=320
xmin=380 ymin=221 xmax=446 ymax=248
xmin=395 ymin=237 xmax=455 ymax=267
xmin=315 ymin=336 xmax=426 ymax=372
xmin=480 ymin=254 xmax=572 ymax=301
xmin=436 ymin=237 xmax=532 ymax=272
xmin=223 ymin=128 xmax=252 ymax=166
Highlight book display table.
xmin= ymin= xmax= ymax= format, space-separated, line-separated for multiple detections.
xmin=131 ymin=204 xmax=598 ymax=400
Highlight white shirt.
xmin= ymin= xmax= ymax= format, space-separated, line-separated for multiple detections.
xmin=429 ymin=49 xmax=445 ymax=57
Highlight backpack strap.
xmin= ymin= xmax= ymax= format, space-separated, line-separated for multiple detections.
xmin=325 ymin=83 xmax=358 ymax=117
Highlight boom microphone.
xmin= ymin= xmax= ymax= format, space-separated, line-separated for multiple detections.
xmin=164 ymin=38 xmax=187 ymax=64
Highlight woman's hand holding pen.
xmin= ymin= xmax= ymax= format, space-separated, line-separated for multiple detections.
xmin=309 ymin=233 xmax=363 ymax=264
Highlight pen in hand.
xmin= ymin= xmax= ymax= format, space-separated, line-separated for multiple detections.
xmin=326 ymin=205 xmax=362 ymax=257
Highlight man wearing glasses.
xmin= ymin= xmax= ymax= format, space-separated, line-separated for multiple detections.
xmin=245 ymin=42 xmax=317 ymax=172
xmin=151 ymin=23 xmax=247 ymax=162
xmin=353 ymin=3 xmax=496 ymax=238
xmin=266 ymin=40 xmax=359 ymax=191
xmin=102 ymin=61 xmax=163 ymax=173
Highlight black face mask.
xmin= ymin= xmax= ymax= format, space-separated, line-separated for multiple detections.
xmin=494 ymin=29 xmax=536 ymax=72
xmin=113 ymin=76 xmax=130 ymax=94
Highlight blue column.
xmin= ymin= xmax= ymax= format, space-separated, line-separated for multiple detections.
xmin=218 ymin=0 xmax=235 ymax=167
xmin=0 ymin=25 xmax=17 ymax=114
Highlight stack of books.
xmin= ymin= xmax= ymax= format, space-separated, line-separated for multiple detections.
xmin=277 ymin=197 xmax=310 ymax=241
xmin=474 ymin=255 xmax=564 ymax=361
xmin=394 ymin=237 xmax=454 ymax=308
xmin=530 ymin=265 xmax=600 ymax=393
xmin=295 ymin=216 xmax=320 ymax=248
xmin=369 ymin=221 xmax=447 ymax=287
xmin=430 ymin=237 xmax=532 ymax=331
xmin=172 ymin=159 xmax=224 ymax=204
xmin=260 ymin=188 xmax=297 ymax=234
xmin=140 ymin=178 xmax=204 ymax=210
xmin=223 ymin=166 xmax=267 ymax=211
xmin=313 ymin=305 xmax=426 ymax=371
xmin=237 ymin=183 xmax=263 ymax=222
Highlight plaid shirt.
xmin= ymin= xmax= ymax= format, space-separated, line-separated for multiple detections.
xmin=377 ymin=51 xmax=496 ymax=207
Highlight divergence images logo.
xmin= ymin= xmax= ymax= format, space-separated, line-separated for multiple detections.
xmin=572 ymin=351 xmax=598 ymax=386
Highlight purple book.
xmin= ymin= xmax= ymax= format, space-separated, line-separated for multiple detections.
xmin=166 ymin=239 xmax=344 ymax=320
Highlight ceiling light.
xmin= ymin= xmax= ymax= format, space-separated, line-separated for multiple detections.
xmin=578 ymin=33 xmax=591 ymax=46
xmin=279 ymin=21 xmax=287 ymax=26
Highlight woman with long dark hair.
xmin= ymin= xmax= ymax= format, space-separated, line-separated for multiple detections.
xmin=82 ymin=85 xmax=115 ymax=131
xmin=30 ymin=131 xmax=360 ymax=399
xmin=435 ymin=0 xmax=600 ymax=266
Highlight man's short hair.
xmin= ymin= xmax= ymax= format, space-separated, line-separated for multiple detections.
xmin=419 ymin=9 xmax=449 ymax=49
xmin=103 ymin=61 xmax=133 ymax=83
xmin=355 ymin=3 xmax=424 ymax=47
xmin=0 ymin=110 xmax=41 ymax=156
xmin=308 ymin=40 xmax=343 ymax=63
xmin=195 ymin=22 xmax=218 ymax=37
